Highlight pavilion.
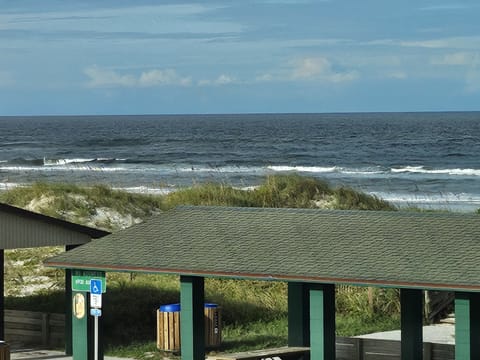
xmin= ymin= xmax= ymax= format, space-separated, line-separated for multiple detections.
xmin=0 ymin=202 xmax=109 ymax=352
xmin=46 ymin=206 xmax=480 ymax=360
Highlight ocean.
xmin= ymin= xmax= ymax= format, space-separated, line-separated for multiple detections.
xmin=1 ymin=112 xmax=479 ymax=212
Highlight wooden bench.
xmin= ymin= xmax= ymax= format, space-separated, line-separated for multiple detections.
xmin=0 ymin=342 xmax=10 ymax=360
xmin=207 ymin=346 xmax=310 ymax=360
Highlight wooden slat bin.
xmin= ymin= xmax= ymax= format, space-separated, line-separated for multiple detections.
xmin=157 ymin=303 xmax=222 ymax=351
xmin=157 ymin=304 xmax=181 ymax=352
xmin=0 ymin=342 xmax=10 ymax=360
xmin=204 ymin=303 xmax=222 ymax=348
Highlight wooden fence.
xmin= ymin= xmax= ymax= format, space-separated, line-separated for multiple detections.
xmin=208 ymin=338 xmax=454 ymax=360
xmin=4 ymin=310 xmax=65 ymax=348
xmin=336 ymin=337 xmax=454 ymax=360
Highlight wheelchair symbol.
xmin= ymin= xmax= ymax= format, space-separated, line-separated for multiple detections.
xmin=90 ymin=279 xmax=102 ymax=294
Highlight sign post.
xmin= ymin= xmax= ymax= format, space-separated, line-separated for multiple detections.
xmin=90 ymin=278 xmax=103 ymax=360
xmin=70 ymin=270 xmax=106 ymax=360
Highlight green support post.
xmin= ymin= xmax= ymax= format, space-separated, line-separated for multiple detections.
xmin=180 ymin=276 xmax=205 ymax=360
xmin=72 ymin=291 xmax=89 ymax=360
xmin=400 ymin=289 xmax=423 ymax=360
xmin=0 ymin=249 xmax=4 ymax=341
xmin=70 ymin=269 xmax=105 ymax=360
xmin=65 ymin=268 xmax=73 ymax=355
xmin=309 ymin=283 xmax=335 ymax=360
xmin=288 ymin=282 xmax=310 ymax=347
xmin=65 ymin=246 xmax=79 ymax=356
xmin=455 ymin=292 xmax=480 ymax=360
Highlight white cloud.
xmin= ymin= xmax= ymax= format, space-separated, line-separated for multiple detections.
xmin=198 ymin=74 xmax=236 ymax=86
xmin=292 ymin=57 xmax=330 ymax=79
xmin=400 ymin=36 xmax=480 ymax=50
xmin=84 ymin=65 xmax=191 ymax=88
xmin=85 ymin=66 xmax=136 ymax=88
xmin=365 ymin=36 xmax=480 ymax=51
xmin=139 ymin=69 xmax=191 ymax=87
xmin=431 ymin=52 xmax=476 ymax=65
xmin=0 ymin=4 xmax=238 ymax=36
xmin=387 ymin=71 xmax=407 ymax=80
xmin=85 ymin=66 xmax=238 ymax=88
xmin=255 ymin=73 xmax=274 ymax=82
xmin=215 ymin=74 xmax=235 ymax=85
xmin=253 ymin=56 xmax=359 ymax=84
xmin=430 ymin=52 xmax=480 ymax=92
xmin=290 ymin=57 xmax=359 ymax=83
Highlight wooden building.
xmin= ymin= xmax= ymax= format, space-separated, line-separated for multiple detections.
xmin=0 ymin=203 xmax=109 ymax=353
xmin=45 ymin=206 xmax=480 ymax=360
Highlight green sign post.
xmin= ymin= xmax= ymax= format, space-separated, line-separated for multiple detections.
xmin=71 ymin=270 xmax=106 ymax=360
xmin=72 ymin=270 xmax=106 ymax=293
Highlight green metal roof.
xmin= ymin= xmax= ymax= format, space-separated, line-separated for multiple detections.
xmin=45 ymin=206 xmax=480 ymax=291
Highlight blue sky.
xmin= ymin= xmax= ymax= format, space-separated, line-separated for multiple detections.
xmin=0 ymin=0 xmax=479 ymax=115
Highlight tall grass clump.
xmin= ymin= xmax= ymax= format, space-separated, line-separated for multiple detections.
xmin=165 ymin=174 xmax=395 ymax=210
xmin=333 ymin=187 xmax=395 ymax=211
xmin=336 ymin=286 xmax=400 ymax=318
xmin=164 ymin=183 xmax=255 ymax=208
xmin=251 ymin=174 xmax=331 ymax=208
xmin=164 ymin=174 xmax=324 ymax=208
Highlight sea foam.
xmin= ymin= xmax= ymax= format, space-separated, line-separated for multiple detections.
xmin=391 ymin=166 xmax=480 ymax=176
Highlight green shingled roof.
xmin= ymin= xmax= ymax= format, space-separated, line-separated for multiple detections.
xmin=45 ymin=206 xmax=480 ymax=291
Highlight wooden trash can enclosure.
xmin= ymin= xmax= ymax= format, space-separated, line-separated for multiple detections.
xmin=0 ymin=342 xmax=10 ymax=360
xmin=204 ymin=303 xmax=222 ymax=348
xmin=157 ymin=304 xmax=181 ymax=352
xmin=157 ymin=303 xmax=222 ymax=351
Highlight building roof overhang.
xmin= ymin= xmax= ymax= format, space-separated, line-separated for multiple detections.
xmin=46 ymin=206 xmax=480 ymax=291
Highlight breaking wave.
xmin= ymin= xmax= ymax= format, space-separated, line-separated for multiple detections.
xmin=268 ymin=165 xmax=480 ymax=177
xmin=391 ymin=166 xmax=480 ymax=176
xmin=1 ymin=160 xmax=479 ymax=178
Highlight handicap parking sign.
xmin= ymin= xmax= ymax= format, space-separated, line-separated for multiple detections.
xmin=90 ymin=279 xmax=103 ymax=295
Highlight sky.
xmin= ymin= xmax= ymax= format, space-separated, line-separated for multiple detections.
xmin=0 ymin=0 xmax=479 ymax=115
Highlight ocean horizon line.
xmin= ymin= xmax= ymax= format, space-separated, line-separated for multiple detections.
xmin=2 ymin=110 xmax=480 ymax=119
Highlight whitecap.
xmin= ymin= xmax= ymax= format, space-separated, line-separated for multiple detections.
xmin=391 ymin=166 xmax=480 ymax=176
xmin=43 ymin=158 xmax=95 ymax=166
xmin=268 ymin=165 xmax=337 ymax=173
xmin=113 ymin=186 xmax=175 ymax=195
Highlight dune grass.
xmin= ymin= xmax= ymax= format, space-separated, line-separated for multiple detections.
xmin=165 ymin=174 xmax=395 ymax=210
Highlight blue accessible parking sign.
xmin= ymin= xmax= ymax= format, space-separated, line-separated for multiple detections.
xmin=90 ymin=308 xmax=102 ymax=317
xmin=90 ymin=279 xmax=103 ymax=295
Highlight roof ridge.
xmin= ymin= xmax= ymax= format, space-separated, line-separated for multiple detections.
xmin=172 ymin=205 xmax=480 ymax=218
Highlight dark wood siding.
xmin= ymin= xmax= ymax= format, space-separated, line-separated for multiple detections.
xmin=1 ymin=211 xmax=91 ymax=249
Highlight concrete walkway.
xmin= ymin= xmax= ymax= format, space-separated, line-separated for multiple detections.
xmin=356 ymin=323 xmax=455 ymax=345
xmin=11 ymin=349 xmax=134 ymax=360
